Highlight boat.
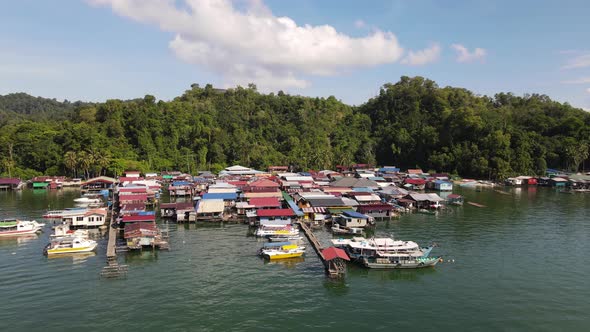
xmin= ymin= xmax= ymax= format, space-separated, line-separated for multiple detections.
xmin=73 ymin=197 xmax=102 ymax=204
xmin=260 ymin=243 xmax=305 ymax=260
xmin=257 ymin=242 xmax=306 ymax=255
xmin=331 ymin=236 xmax=439 ymax=269
xmin=255 ymin=225 xmax=299 ymax=237
xmin=43 ymin=237 xmax=97 ymax=255
xmin=447 ymin=194 xmax=464 ymax=206
xmin=43 ymin=207 xmax=88 ymax=219
xmin=331 ymin=223 xmax=363 ymax=235
xmin=51 ymin=223 xmax=90 ymax=239
xmin=0 ymin=219 xmax=45 ymax=237
xmin=268 ymin=235 xmax=303 ymax=242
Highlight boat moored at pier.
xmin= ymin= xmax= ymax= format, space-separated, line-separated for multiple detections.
xmin=0 ymin=219 xmax=45 ymax=237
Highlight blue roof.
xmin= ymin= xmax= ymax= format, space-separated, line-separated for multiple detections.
xmin=299 ymin=172 xmax=311 ymax=176
xmin=379 ymin=167 xmax=400 ymax=172
xmin=172 ymin=181 xmax=191 ymax=186
xmin=434 ymin=180 xmax=451 ymax=184
xmin=369 ymin=177 xmax=385 ymax=181
xmin=342 ymin=210 xmax=369 ymax=219
xmin=192 ymin=177 xmax=209 ymax=183
xmin=287 ymin=200 xmax=304 ymax=217
xmin=352 ymin=187 xmax=374 ymax=192
xmin=202 ymin=193 xmax=237 ymax=200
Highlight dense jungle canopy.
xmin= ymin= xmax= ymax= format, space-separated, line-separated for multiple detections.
xmin=1 ymin=76 xmax=589 ymax=180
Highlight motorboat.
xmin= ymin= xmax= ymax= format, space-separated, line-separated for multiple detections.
xmin=331 ymin=236 xmax=439 ymax=269
xmin=260 ymin=243 xmax=305 ymax=260
xmin=44 ymin=237 xmax=97 ymax=255
xmin=0 ymin=219 xmax=45 ymax=237
xmin=255 ymin=225 xmax=299 ymax=237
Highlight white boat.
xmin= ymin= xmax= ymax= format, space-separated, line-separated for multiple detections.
xmin=331 ymin=236 xmax=439 ymax=269
xmin=51 ymin=223 xmax=90 ymax=239
xmin=44 ymin=237 xmax=97 ymax=255
xmin=0 ymin=219 xmax=45 ymax=237
xmin=255 ymin=225 xmax=299 ymax=237
xmin=73 ymin=197 xmax=102 ymax=204
xmin=268 ymin=235 xmax=303 ymax=242
xmin=331 ymin=223 xmax=363 ymax=235
xmin=43 ymin=207 xmax=88 ymax=219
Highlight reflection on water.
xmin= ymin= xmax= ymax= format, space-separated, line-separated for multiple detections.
xmin=263 ymin=257 xmax=305 ymax=268
xmin=348 ymin=263 xmax=438 ymax=281
xmin=124 ymin=250 xmax=160 ymax=264
xmin=0 ymin=234 xmax=39 ymax=247
xmin=46 ymin=251 xmax=97 ymax=264
xmin=322 ymin=278 xmax=349 ymax=296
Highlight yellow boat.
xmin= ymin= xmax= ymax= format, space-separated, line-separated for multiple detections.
xmin=44 ymin=237 xmax=98 ymax=255
xmin=261 ymin=244 xmax=305 ymax=260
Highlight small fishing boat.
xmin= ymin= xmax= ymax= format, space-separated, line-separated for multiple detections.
xmin=0 ymin=219 xmax=45 ymax=237
xmin=447 ymin=194 xmax=464 ymax=206
xmin=257 ymin=242 xmax=306 ymax=255
xmin=260 ymin=243 xmax=305 ymax=260
xmin=44 ymin=237 xmax=97 ymax=255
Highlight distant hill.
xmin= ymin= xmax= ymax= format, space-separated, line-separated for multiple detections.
xmin=0 ymin=92 xmax=89 ymax=121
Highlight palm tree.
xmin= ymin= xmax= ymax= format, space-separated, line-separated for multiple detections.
xmin=77 ymin=151 xmax=90 ymax=179
xmin=64 ymin=151 xmax=78 ymax=178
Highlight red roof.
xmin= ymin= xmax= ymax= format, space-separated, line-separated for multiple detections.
xmin=119 ymin=194 xmax=148 ymax=202
xmin=249 ymin=197 xmax=281 ymax=208
xmin=322 ymin=247 xmax=350 ymax=261
xmin=124 ymin=223 xmax=158 ymax=238
xmin=248 ymin=178 xmax=280 ymax=188
xmin=120 ymin=203 xmax=146 ymax=212
xmin=121 ymin=215 xmax=155 ymax=223
xmin=0 ymin=178 xmax=21 ymax=185
xmin=405 ymin=178 xmax=426 ymax=185
xmin=256 ymin=208 xmax=294 ymax=217
xmin=119 ymin=187 xmax=148 ymax=193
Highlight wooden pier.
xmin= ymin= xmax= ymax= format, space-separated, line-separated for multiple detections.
xmin=102 ymin=193 xmax=127 ymax=278
xmin=296 ymin=221 xmax=346 ymax=278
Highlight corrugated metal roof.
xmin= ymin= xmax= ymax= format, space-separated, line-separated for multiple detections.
xmin=322 ymin=247 xmax=350 ymax=261
xmin=196 ymin=199 xmax=224 ymax=213
xmin=249 ymin=197 xmax=281 ymax=208
xmin=202 ymin=193 xmax=237 ymax=200
xmin=256 ymin=208 xmax=294 ymax=217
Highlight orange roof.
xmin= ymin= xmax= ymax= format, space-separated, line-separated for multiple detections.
xmin=322 ymin=247 xmax=350 ymax=261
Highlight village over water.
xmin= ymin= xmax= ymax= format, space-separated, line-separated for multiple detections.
xmin=1 ymin=164 xmax=589 ymax=278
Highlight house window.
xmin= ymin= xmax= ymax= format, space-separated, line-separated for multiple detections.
xmin=76 ymin=217 xmax=83 ymax=221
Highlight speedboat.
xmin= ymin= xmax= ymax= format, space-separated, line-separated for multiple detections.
xmin=268 ymin=235 xmax=303 ymax=242
xmin=0 ymin=219 xmax=45 ymax=237
xmin=331 ymin=236 xmax=439 ymax=269
xmin=260 ymin=244 xmax=305 ymax=260
xmin=44 ymin=237 xmax=97 ymax=255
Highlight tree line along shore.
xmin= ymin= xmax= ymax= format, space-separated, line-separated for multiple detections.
xmin=0 ymin=76 xmax=588 ymax=180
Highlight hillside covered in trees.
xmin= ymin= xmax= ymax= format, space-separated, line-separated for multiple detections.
xmin=0 ymin=77 xmax=589 ymax=180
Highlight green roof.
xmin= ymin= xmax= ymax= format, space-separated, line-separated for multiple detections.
xmin=32 ymin=182 xmax=49 ymax=188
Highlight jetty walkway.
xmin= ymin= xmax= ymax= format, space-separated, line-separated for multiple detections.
xmin=296 ymin=221 xmax=346 ymax=278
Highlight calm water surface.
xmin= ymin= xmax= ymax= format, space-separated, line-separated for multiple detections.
xmin=0 ymin=187 xmax=589 ymax=331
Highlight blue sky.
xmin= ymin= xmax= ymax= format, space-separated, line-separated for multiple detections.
xmin=1 ymin=0 xmax=589 ymax=109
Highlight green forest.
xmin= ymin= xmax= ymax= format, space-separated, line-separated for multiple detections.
xmin=1 ymin=76 xmax=589 ymax=180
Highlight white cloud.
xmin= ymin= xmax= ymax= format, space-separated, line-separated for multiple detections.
xmin=451 ymin=44 xmax=486 ymax=63
xmin=562 ymin=52 xmax=590 ymax=69
xmin=401 ymin=43 xmax=441 ymax=66
xmin=89 ymin=0 xmax=405 ymax=91
xmin=354 ymin=19 xmax=366 ymax=28
xmin=561 ymin=77 xmax=590 ymax=84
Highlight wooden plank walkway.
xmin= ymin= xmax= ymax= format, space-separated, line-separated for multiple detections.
xmin=297 ymin=221 xmax=346 ymax=277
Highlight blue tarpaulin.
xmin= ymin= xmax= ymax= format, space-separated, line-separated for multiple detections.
xmin=287 ymin=200 xmax=304 ymax=217
xmin=342 ymin=210 xmax=369 ymax=219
